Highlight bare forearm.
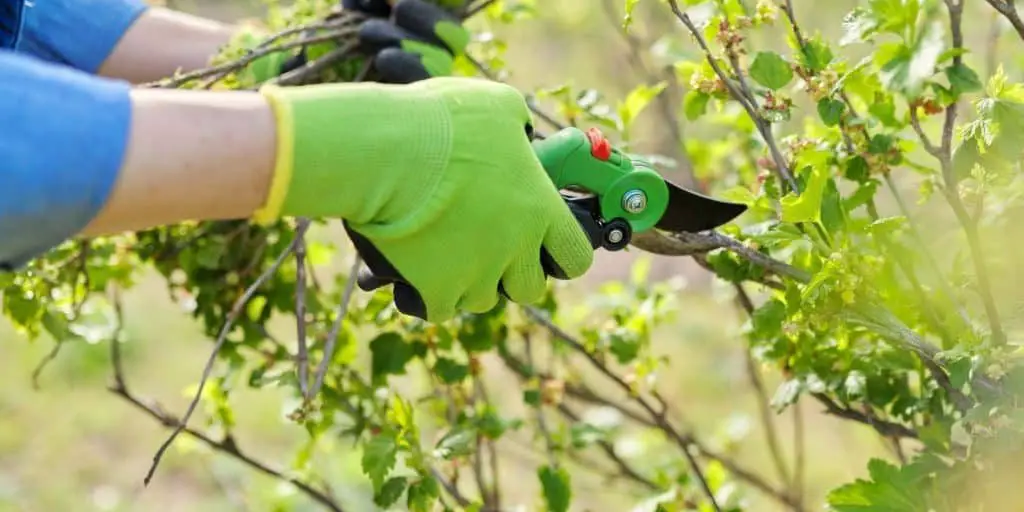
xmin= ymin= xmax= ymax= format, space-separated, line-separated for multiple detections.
xmin=82 ymin=89 xmax=277 ymax=236
xmin=0 ymin=51 xmax=273 ymax=269
xmin=97 ymin=7 xmax=237 ymax=84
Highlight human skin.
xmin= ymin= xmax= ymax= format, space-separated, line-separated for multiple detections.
xmin=80 ymin=88 xmax=278 ymax=237
xmin=96 ymin=6 xmax=236 ymax=84
xmin=78 ymin=7 xmax=278 ymax=237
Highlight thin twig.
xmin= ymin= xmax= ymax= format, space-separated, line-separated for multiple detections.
xmin=736 ymin=286 xmax=791 ymax=490
xmin=525 ymin=333 xmax=559 ymax=467
xmin=106 ymin=284 xmax=342 ymax=511
xmin=309 ymin=255 xmax=362 ymax=400
xmin=431 ymin=467 xmax=472 ymax=508
xmin=32 ymin=241 xmax=92 ymax=389
xmin=143 ymin=222 xmax=312 ymax=486
xmin=557 ymin=403 xmax=662 ymax=491
xmin=474 ymin=379 xmax=502 ymax=509
xmin=811 ymin=393 xmax=918 ymax=439
xmin=145 ymin=20 xmax=359 ymax=89
xmin=791 ymin=400 xmax=805 ymax=510
xmin=667 ymin=0 xmax=798 ymax=192
xmin=296 ymin=219 xmax=311 ymax=399
xmin=526 ymin=308 xmax=719 ymax=511
xmin=984 ymin=0 xmax=1024 ymax=42
xmin=937 ymin=0 xmax=1005 ymax=345
xmin=524 ymin=305 xmax=800 ymax=509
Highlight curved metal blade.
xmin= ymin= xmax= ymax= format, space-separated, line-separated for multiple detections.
xmin=654 ymin=179 xmax=748 ymax=233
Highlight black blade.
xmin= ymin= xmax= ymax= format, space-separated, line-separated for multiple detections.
xmin=654 ymin=179 xmax=748 ymax=233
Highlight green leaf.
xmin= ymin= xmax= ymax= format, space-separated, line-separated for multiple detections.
xmin=619 ymin=81 xmax=668 ymax=129
xmin=195 ymin=242 xmax=225 ymax=269
xmin=946 ymin=62 xmax=982 ymax=97
xmin=374 ymin=477 xmax=408 ymax=508
xmin=683 ymin=89 xmax=711 ymax=120
xmin=538 ymin=465 xmax=572 ymax=512
xmin=362 ymin=433 xmax=399 ymax=491
xmin=370 ymin=332 xmax=416 ymax=384
xmin=433 ymin=425 xmax=477 ymax=459
xmin=867 ymin=216 xmax=907 ymax=236
xmin=570 ymin=423 xmax=608 ymax=448
xmin=869 ymin=0 xmax=919 ymax=36
xmin=434 ymin=357 xmax=469 ymax=384
xmin=458 ymin=310 xmax=505 ymax=353
xmin=781 ymin=163 xmax=829 ymax=223
xmin=868 ymin=92 xmax=899 ymax=127
xmin=827 ymin=458 xmax=929 ymax=512
xmin=798 ymin=36 xmax=834 ymax=73
xmin=845 ymin=155 xmax=871 ymax=182
xmin=820 ymin=177 xmax=847 ymax=234
xmin=840 ymin=7 xmax=879 ymax=46
xmin=817 ymin=97 xmax=847 ymax=126
xmin=523 ymin=388 xmax=542 ymax=406
xmin=878 ymin=21 xmax=944 ymax=99
xmin=751 ymin=299 xmax=787 ymax=338
xmin=749 ymin=51 xmax=794 ymax=90
xmin=771 ymin=379 xmax=802 ymax=411
xmin=408 ymin=477 xmax=440 ymax=512
xmin=623 ymin=0 xmax=642 ymax=30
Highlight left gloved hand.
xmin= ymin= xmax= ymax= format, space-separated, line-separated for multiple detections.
xmin=344 ymin=0 xmax=470 ymax=83
xmin=234 ymin=0 xmax=469 ymax=86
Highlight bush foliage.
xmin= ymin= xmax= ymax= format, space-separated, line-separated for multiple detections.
xmin=8 ymin=0 xmax=1024 ymax=510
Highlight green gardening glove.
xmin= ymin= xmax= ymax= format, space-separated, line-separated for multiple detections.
xmin=253 ymin=77 xmax=594 ymax=322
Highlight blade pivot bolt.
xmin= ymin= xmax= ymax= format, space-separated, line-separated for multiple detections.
xmin=622 ymin=190 xmax=647 ymax=214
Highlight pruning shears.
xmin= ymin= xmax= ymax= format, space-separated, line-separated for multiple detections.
xmin=532 ymin=126 xmax=747 ymax=255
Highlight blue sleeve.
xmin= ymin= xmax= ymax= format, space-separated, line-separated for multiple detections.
xmin=16 ymin=0 xmax=149 ymax=73
xmin=0 ymin=49 xmax=131 ymax=271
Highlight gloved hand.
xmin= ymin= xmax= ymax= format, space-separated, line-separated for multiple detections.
xmin=253 ymin=77 xmax=594 ymax=323
xmin=235 ymin=0 xmax=469 ymax=86
xmin=344 ymin=0 xmax=470 ymax=83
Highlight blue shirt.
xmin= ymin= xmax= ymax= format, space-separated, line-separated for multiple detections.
xmin=0 ymin=0 xmax=148 ymax=269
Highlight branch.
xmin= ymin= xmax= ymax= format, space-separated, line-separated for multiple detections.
xmin=106 ymin=286 xmax=343 ymax=512
xmin=144 ymin=18 xmax=361 ymax=89
xmin=309 ymin=254 xmax=362 ymax=400
xmin=557 ymin=402 xmax=663 ymax=492
xmin=735 ymin=285 xmax=792 ymax=492
xmin=144 ymin=221 xmax=312 ymax=486
xmin=667 ymin=0 xmax=798 ymax=192
xmin=296 ymin=220 xmax=311 ymax=399
xmin=523 ymin=306 xmax=800 ymax=511
xmin=984 ymin=0 xmax=1024 ymax=42
xmin=934 ymin=0 xmax=1005 ymax=345
xmin=631 ymin=230 xmax=812 ymax=283
xmin=811 ymin=394 xmax=918 ymax=440
xmin=497 ymin=339 xmax=662 ymax=492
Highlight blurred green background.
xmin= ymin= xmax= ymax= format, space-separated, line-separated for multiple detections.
xmin=1 ymin=0 xmax=1018 ymax=511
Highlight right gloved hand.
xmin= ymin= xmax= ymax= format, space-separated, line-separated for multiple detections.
xmin=252 ymin=77 xmax=594 ymax=323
